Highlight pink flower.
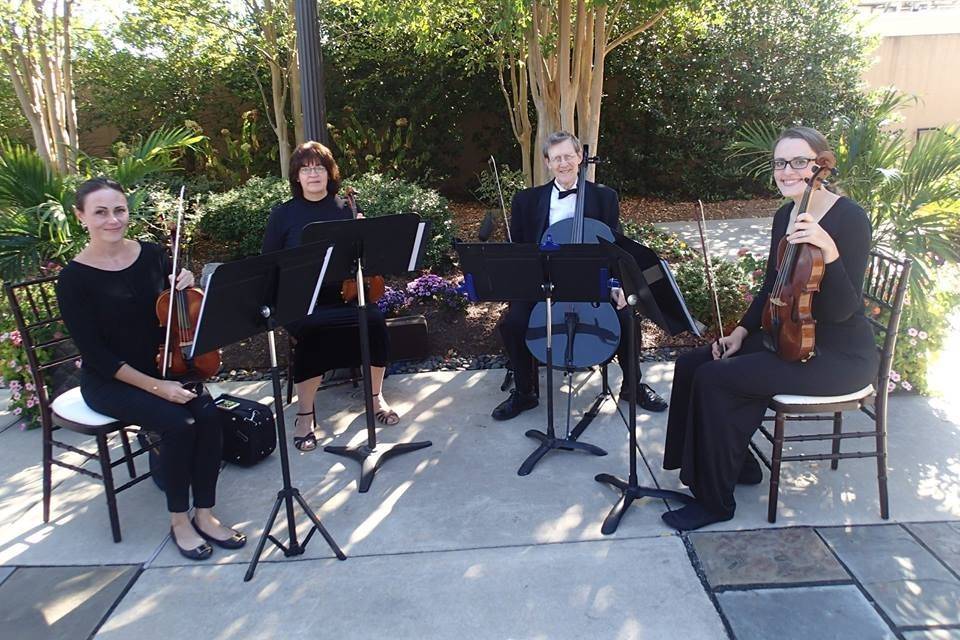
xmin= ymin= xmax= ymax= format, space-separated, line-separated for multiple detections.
xmin=744 ymin=293 xmax=754 ymax=303
xmin=907 ymin=327 xmax=918 ymax=337
xmin=918 ymin=331 xmax=928 ymax=340
xmin=887 ymin=381 xmax=896 ymax=393
xmin=890 ymin=371 xmax=901 ymax=382
xmin=26 ymin=397 xmax=36 ymax=408
xmin=901 ymin=381 xmax=913 ymax=391
xmin=737 ymin=247 xmax=749 ymax=257
xmin=12 ymin=407 xmax=21 ymax=416
xmin=9 ymin=331 xmax=21 ymax=347
xmin=11 ymin=391 xmax=20 ymax=401
xmin=74 ymin=359 xmax=82 ymax=368
xmin=24 ymin=382 xmax=34 ymax=391
xmin=752 ymin=269 xmax=763 ymax=279
xmin=8 ymin=380 xmax=20 ymax=391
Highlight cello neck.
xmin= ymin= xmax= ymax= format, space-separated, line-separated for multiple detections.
xmin=571 ymin=143 xmax=590 ymax=243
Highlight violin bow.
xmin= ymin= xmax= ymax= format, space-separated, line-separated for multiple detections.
xmin=695 ymin=199 xmax=726 ymax=352
xmin=489 ymin=156 xmax=512 ymax=243
xmin=160 ymin=186 xmax=186 ymax=378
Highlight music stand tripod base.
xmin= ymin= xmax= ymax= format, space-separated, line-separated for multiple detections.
xmin=594 ymin=473 xmax=693 ymax=535
xmin=518 ymin=429 xmax=607 ymax=476
xmin=325 ymin=441 xmax=433 ymax=493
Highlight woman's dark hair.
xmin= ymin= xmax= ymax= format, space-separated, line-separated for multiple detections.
xmin=773 ymin=126 xmax=831 ymax=156
xmin=288 ymin=141 xmax=341 ymax=199
xmin=74 ymin=177 xmax=126 ymax=211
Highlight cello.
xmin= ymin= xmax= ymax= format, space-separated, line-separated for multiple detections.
xmin=155 ymin=187 xmax=221 ymax=381
xmin=524 ymin=145 xmax=621 ymax=370
xmin=761 ymin=152 xmax=837 ymax=362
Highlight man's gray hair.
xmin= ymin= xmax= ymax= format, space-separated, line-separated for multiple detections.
xmin=541 ymin=131 xmax=582 ymax=158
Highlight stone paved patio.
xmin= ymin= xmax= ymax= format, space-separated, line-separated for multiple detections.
xmin=0 ymin=363 xmax=958 ymax=639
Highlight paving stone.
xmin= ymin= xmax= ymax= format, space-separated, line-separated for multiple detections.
xmin=906 ymin=522 xmax=960 ymax=577
xmin=689 ymin=527 xmax=849 ymax=588
xmin=819 ymin=525 xmax=960 ymax=626
xmin=717 ymin=585 xmax=896 ymax=640
xmin=902 ymin=630 xmax=960 ymax=640
xmin=98 ymin=536 xmax=727 ymax=640
xmin=0 ymin=565 xmax=138 ymax=640
xmin=0 ymin=566 xmax=13 ymax=587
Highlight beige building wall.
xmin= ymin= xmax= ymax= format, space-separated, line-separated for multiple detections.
xmin=861 ymin=9 xmax=960 ymax=139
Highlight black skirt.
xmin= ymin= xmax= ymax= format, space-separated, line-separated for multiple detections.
xmin=287 ymin=304 xmax=390 ymax=383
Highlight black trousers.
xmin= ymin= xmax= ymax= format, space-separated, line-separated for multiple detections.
xmin=83 ymin=379 xmax=222 ymax=513
xmin=663 ymin=331 xmax=879 ymax=516
xmin=498 ymin=301 xmax=641 ymax=395
xmin=290 ymin=305 xmax=390 ymax=384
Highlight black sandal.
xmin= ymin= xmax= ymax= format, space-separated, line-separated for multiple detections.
xmin=293 ymin=410 xmax=317 ymax=452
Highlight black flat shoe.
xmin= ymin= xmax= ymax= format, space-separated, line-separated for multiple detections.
xmin=619 ymin=382 xmax=668 ymax=412
xmin=661 ymin=503 xmax=734 ymax=532
xmin=491 ymin=389 xmax=539 ymax=421
xmin=191 ymin=517 xmax=247 ymax=550
xmin=170 ymin=527 xmax=213 ymax=561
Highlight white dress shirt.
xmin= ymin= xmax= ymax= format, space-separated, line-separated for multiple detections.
xmin=548 ymin=180 xmax=578 ymax=227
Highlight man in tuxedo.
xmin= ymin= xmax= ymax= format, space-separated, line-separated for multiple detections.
xmin=492 ymin=131 xmax=668 ymax=421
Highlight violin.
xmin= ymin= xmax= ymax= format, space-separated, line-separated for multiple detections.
xmin=761 ymin=152 xmax=837 ymax=362
xmin=525 ymin=145 xmax=621 ymax=370
xmin=340 ymin=187 xmax=386 ymax=303
xmin=155 ymin=187 xmax=221 ymax=380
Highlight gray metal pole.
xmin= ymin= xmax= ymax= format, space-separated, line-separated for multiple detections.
xmin=294 ymin=0 xmax=328 ymax=145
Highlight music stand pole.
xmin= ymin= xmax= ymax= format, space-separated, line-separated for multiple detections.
xmin=323 ymin=242 xmax=432 ymax=493
xmin=594 ymin=252 xmax=693 ymax=535
xmin=244 ymin=307 xmax=346 ymax=581
xmin=518 ymin=255 xmax=607 ymax=476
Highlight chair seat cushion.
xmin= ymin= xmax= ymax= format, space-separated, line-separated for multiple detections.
xmin=772 ymin=384 xmax=874 ymax=406
xmin=51 ymin=387 xmax=118 ymax=426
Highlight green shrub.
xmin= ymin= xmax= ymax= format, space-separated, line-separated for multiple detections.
xmin=673 ymin=257 xmax=753 ymax=337
xmin=195 ymin=176 xmax=288 ymax=260
xmin=620 ymin=220 xmax=697 ymax=263
xmin=344 ymin=173 xmax=456 ymax=273
xmin=473 ymin=163 xmax=527 ymax=210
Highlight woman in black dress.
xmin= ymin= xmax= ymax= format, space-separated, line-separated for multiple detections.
xmin=261 ymin=142 xmax=399 ymax=452
xmin=661 ymin=127 xmax=880 ymax=531
xmin=56 ymin=177 xmax=246 ymax=559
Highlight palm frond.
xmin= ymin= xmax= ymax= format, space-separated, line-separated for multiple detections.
xmin=0 ymin=138 xmax=66 ymax=210
xmin=727 ymin=121 xmax=780 ymax=180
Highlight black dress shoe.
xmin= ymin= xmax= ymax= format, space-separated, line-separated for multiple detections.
xmin=191 ymin=517 xmax=247 ymax=549
xmin=619 ymin=382 xmax=668 ymax=412
xmin=491 ymin=389 xmax=539 ymax=421
xmin=170 ymin=527 xmax=213 ymax=561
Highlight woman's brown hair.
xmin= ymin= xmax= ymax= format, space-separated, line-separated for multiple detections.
xmin=288 ymin=141 xmax=341 ymax=198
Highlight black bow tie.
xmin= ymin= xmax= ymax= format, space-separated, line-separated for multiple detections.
xmin=557 ymin=186 xmax=578 ymax=200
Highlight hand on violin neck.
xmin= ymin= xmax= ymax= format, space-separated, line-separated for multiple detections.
xmin=169 ymin=268 xmax=195 ymax=290
xmin=787 ymin=213 xmax=839 ymax=263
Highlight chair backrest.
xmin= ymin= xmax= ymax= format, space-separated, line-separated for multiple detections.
xmin=3 ymin=275 xmax=79 ymax=429
xmin=862 ymin=251 xmax=912 ymax=407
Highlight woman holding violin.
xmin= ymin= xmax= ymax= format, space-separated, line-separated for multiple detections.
xmin=56 ymin=177 xmax=245 ymax=560
xmin=261 ymin=141 xmax=399 ymax=453
xmin=661 ymin=127 xmax=879 ymax=531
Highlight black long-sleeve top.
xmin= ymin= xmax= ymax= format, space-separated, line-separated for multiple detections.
xmin=261 ymin=194 xmax=353 ymax=306
xmin=56 ymin=242 xmax=172 ymax=386
xmin=739 ymin=196 xmax=876 ymax=356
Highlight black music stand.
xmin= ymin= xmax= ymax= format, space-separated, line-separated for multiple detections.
xmin=191 ymin=242 xmax=347 ymax=582
xmin=593 ymin=239 xmax=694 ymax=534
xmin=302 ymin=214 xmax=432 ymax=493
xmin=456 ymin=242 xmax=612 ymax=476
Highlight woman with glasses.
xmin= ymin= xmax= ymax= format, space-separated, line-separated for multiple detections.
xmin=261 ymin=141 xmax=399 ymax=452
xmin=660 ymin=126 xmax=879 ymax=531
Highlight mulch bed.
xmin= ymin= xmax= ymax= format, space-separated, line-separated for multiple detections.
xmin=217 ymin=197 xmax=772 ymax=371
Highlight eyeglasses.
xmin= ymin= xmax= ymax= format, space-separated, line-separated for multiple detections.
xmin=771 ymin=157 xmax=817 ymax=171
xmin=548 ymin=154 xmax=580 ymax=164
xmin=299 ymin=165 xmax=327 ymax=175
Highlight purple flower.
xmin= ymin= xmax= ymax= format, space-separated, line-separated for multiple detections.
xmin=907 ymin=327 xmax=918 ymax=337
xmin=887 ymin=381 xmax=896 ymax=393
xmin=13 ymin=407 xmax=21 ymax=416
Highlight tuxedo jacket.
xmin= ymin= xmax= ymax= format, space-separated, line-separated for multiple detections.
xmin=509 ymin=180 xmax=621 ymax=244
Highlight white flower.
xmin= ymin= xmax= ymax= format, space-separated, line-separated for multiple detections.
xmin=901 ymin=381 xmax=913 ymax=391
xmin=890 ymin=371 xmax=901 ymax=382
xmin=918 ymin=331 xmax=928 ymax=340
xmin=910 ymin=338 xmax=917 ymax=346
